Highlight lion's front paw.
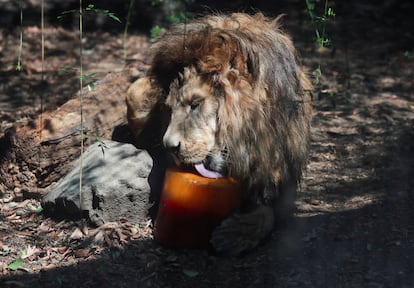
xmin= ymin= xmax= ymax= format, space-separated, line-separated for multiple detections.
xmin=210 ymin=205 xmax=274 ymax=255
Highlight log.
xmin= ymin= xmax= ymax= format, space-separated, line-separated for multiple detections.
xmin=0 ymin=65 xmax=146 ymax=196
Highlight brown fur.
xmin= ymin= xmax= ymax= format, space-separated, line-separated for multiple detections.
xmin=126 ymin=13 xmax=312 ymax=254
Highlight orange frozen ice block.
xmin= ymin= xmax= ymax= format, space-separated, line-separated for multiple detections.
xmin=154 ymin=166 xmax=241 ymax=247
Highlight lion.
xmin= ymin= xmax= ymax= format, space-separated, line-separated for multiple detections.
xmin=126 ymin=13 xmax=312 ymax=255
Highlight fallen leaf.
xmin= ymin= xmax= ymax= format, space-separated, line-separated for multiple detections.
xmin=92 ymin=230 xmax=105 ymax=245
xmin=70 ymin=228 xmax=84 ymax=240
xmin=130 ymin=226 xmax=138 ymax=235
xmin=183 ymin=269 xmax=199 ymax=278
xmin=75 ymin=248 xmax=90 ymax=258
xmin=56 ymin=246 xmax=69 ymax=254
xmin=22 ymin=245 xmax=40 ymax=259
xmin=115 ymin=228 xmax=128 ymax=243
xmin=42 ymin=263 xmax=58 ymax=270
xmin=37 ymin=222 xmax=51 ymax=234
xmin=8 ymin=258 xmax=23 ymax=271
xmin=19 ymin=221 xmax=37 ymax=231
xmin=2 ymin=245 xmax=10 ymax=254
xmin=7 ymin=202 xmax=18 ymax=209
xmin=82 ymin=225 xmax=89 ymax=236
xmin=100 ymin=222 xmax=118 ymax=230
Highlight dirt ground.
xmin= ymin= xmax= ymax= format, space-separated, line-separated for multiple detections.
xmin=1 ymin=1 xmax=414 ymax=287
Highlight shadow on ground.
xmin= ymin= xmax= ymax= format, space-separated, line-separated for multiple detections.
xmin=2 ymin=122 xmax=413 ymax=287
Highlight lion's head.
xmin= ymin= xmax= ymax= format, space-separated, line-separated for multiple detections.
xmin=162 ymin=57 xmax=278 ymax=181
xmin=162 ymin=66 xmax=227 ymax=177
xmin=128 ymin=12 xmax=312 ymax=185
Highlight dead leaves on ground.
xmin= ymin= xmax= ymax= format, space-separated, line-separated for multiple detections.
xmin=0 ymin=196 xmax=153 ymax=276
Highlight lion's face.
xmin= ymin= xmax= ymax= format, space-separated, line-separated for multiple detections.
xmin=163 ymin=67 xmax=226 ymax=174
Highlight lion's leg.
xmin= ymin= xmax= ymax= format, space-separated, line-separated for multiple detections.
xmin=268 ymin=169 xmax=298 ymax=225
xmin=126 ymin=77 xmax=163 ymax=138
xmin=210 ymin=173 xmax=297 ymax=255
xmin=274 ymin=178 xmax=297 ymax=226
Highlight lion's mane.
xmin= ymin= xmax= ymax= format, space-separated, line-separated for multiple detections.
xmin=146 ymin=13 xmax=312 ymax=187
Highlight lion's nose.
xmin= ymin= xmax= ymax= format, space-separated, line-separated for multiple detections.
xmin=164 ymin=138 xmax=181 ymax=155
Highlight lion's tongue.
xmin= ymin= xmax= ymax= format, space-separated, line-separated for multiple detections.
xmin=194 ymin=163 xmax=223 ymax=179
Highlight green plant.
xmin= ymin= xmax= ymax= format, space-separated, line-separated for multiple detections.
xmin=306 ymin=0 xmax=335 ymax=49
xmin=62 ymin=67 xmax=98 ymax=90
xmin=150 ymin=25 xmax=166 ymax=39
xmin=403 ymin=50 xmax=413 ymax=58
xmin=305 ymin=0 xmax=336 ymax=84
xmin=16 ymin=0 xmax=24 ymax=71
xmin=123 ymin=0 xmax=136 ymax=61
xmin=78 ymin=0 xmax=85 ymax=214
xmin=150 ymin=0 xmax=195 ymax=39
xmin=58 ymin=3 xmax=121 ymax=214
xmin=57 ymin=4 xmax=121 ymax=23
xmin=7 ymin=257 xmax=23 ymax=271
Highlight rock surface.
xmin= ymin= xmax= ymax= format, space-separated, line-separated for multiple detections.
xmin=41 ymin=140 xmax=153 ymax=226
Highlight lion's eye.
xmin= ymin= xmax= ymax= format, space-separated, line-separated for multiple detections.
xmin=190 ymin=101 xmax=200 ymax=111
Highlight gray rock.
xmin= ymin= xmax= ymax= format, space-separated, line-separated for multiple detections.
xmin=41 ymin=140 xmax=153 ymax=226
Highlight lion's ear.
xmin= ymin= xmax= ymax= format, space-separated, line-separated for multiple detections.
xmin=126 ymin=77 xmax=163 ymax=139
xmin=229 ymin=49 xmax=256 ymax=80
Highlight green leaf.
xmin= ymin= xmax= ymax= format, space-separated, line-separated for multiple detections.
xmin=150 ymin=25 xmax=165 ymax=39
xmin=57 ymin=9 xmax=78 ymax=20
xmin=16 ymin=209 xmax=26 ymax=216
xmin=8 ymin=258 xmax=23 ymax=271
xmin=313 ymin=65 xmax=322 ymax=85
xmin=404 ymin=50 xmax=413 ymax=58
xmin=167 ymin=14 xmax=182 ymax=25
xmin=82 ymin=49 xmax=94 ymax=56
xmin=87 ymin=83 xmax=95 ymax=90
xmin=182 ymin=269 xmax=199 ymax=278
xmin=307 ymin=2 xmax=315 ymax=11
xmin=151 ymin=0 xmax=165 ymax=5
xmin=107 ymin=13 xmax=121 ymax=23
xmin=36 ymin=206 xmax=43 ymax=213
